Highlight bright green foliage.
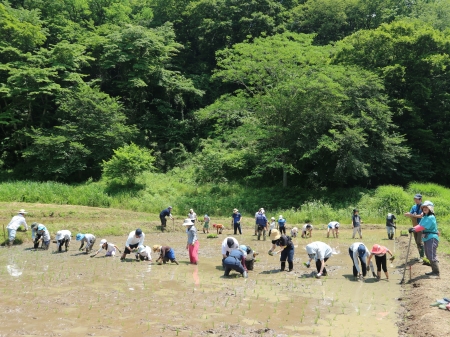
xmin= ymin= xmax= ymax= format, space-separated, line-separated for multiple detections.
xmin=22 ymin=85 xmax=136 ymax=181
xmin=196 ymin=33 xmax=409 ymax=186
xmin=334 ymin=20 xmax=450 ymax=184
xmin=102 ymin=143 xmax=155 ymax=184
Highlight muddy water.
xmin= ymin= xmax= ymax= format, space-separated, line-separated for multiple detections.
xmin=0 ymin=229 xmax=403 ymax=336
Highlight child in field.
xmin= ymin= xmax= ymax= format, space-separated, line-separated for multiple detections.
xmin=278 ymin=215 xmax=286 ymax=235
xmin=367 ymin=244 xmax=394 ymax=280
xmin=213 ymin=223 xmax=224 ymax=234
xmin=203 ymin=214 xmax=211 ymax=234
xmin=352 ymin=209 xmax=362 ymax=239
xmin=76 ymin=233 xmax=96 ymax=253
xmin=152 ymin=245 xmax=179 ymax=265
xmin=301 ymin=224 xmax=313 ymax=238
xmin=91 ymin=239 xmax=121 ymax=257
xmin=135 ymin=245 xmax=152 ymax=261
xmin=327 ymin=221 xmax=340 ymax=238
xmin=386 ymin=213 xmax=396 ymax=240
xmin=55 ymin=230 xmax=72 ymax=252
xmin=31 ymin=223 xmax=51 ymax=250
xmin=240 ymin=245 xmax=258 ymax=271
xmin=269 ymin=217 xmax=277 ymax=237
xmin=305 ymin=241 xmax=333 ymax=278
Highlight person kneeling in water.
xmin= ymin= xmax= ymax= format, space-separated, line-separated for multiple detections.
xmin=135 ymin=245 xmax=152 ymax=262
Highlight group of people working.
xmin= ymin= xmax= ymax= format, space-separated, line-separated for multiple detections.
xmin=5 ymin=193 xmax=441 ymax=280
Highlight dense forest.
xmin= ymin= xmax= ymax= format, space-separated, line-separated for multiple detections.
xmin=1 ymin=0 xmax=450 ymax=188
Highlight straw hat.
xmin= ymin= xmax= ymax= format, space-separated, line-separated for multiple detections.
xmin=371 ymin=244 xmax=387 ymax=255
xmin=270 ymin=229 xmax=281 ymax=240
xmin=18 ymin=209 xmax=27 ymax=214
xmin=152 ymin=245 xmax=162 ymax=252
xmin=182 ymin=219 xmax=193 ymax=226
xmin=233 ymin=208 xmax=238 ymax=213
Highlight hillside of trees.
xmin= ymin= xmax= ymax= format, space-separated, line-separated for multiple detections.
xmin=1 ymin=0 xmax=450 ymax=188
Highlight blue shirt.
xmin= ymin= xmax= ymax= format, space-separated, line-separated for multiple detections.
xmin=160 ymin=208 xmax=171 ymax=218
xmin=224 ymin=249 xmax=244 ymax=266
xmin=278 ymin=219 xmax=286 ymax=227
xmin=419 ymin=215 xmax=439 ymax=242
xmin=410 ymin=204 xmax=423 ymax=224
xmin=352 ymin=215 xmax=361 ymax=227
xmin=256 ymin=213 xmax=267 ymax=226
xmin=232 ymin=213 xmax=241 ymax=224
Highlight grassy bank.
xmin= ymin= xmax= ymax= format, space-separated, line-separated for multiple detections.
xmin=1 ymin=173 xmax=450 ymax=240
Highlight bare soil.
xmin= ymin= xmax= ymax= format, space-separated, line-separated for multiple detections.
xmin=397 ymin=235 xmax=450 ymax=337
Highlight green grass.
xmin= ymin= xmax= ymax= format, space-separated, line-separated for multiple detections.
xmin=1 ymin=173 xmax=450 ymax=242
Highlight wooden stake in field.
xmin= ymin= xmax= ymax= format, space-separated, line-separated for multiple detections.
xmin=173 ymin=217 xmax=175 ymax=232
xmin=2 ymin=223 xmax=5 ymax=240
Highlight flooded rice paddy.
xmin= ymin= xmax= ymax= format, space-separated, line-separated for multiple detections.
xmin=0 ymin=228 xmax=404 ymax=336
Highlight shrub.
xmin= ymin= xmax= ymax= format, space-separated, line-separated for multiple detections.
xmin=102 ymin=143 xmax=155 ymax=184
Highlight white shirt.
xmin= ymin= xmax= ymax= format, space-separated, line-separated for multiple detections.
xmin=96 ymin=242 xmax=117 ymax=255
xmin=125 ymin=231 xmax=145 ymax=247
xmin=269 ymin=221 xmax=276 ymax=230
xmin=302 ymin=224 xmax=313 ymax=231
xmin=32 ymin=227 xmax=50 ymax=241
xmin=188 ymin=212 xmax=197 ymax=221
xmin=349 ymin=242 xmax=370 ymax=273
xmin=306 ymin=241 xmax=333 ymax=260
xmin=55 ymin=230 xmax=71 ymax=241
xmin=82 ymin=234 xmax=96 ymax=245
xmin=328 ymin=221 xmax=339 ymax=228
xmin=221 ymin=237 xmax=239 ymax=255
xmin=137 ymin=246 xmax=152 ymax=259
xmin=6 ymin=215 xmax=28 ymax=231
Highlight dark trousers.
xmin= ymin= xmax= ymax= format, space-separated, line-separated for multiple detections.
xmin=375 ymin=255 xmax=387 ymax=272
xmin=348 ymin=248 xmax=367 ymax=277
xmin=224 ymin=263 xmax=245 ymax=276
xmin=315 ymin=258 xmax=329 ymax=275
xmin=234 ymin=222 xmax=242 ymax=234
xmin=279 ymin=226 xmax=286 ymax=235
xmin=34 ymin=234 xmax=42 ymax=249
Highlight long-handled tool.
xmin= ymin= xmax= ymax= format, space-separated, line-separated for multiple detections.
xmin=400 ymin=233 xmax=413 ymax=284
xmin=172 ymin=218 xmax=175 ymax=232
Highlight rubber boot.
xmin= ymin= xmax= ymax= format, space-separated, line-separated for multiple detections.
xmin=280 ymin=262 xmax=286 ymax=272
xmin=257 ymin=231 xmax=261 ymax=240
xmin=419 ymin=246 xmax=424 ymax=259
xmin=288 ymin=261 xmax=293 ymax=272
xmin=426 ymin=261 xmax=440 ymax=277
xmin=173 ymin=260 xmax=179 ymax=265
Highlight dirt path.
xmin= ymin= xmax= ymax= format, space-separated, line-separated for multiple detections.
xmin=397 ymin=235 xmax=450 ymax=337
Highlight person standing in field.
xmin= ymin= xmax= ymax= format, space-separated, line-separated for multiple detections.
xmin=188 ymin=209 xmax=197 ymax=224
xmin=404 ymin=194 xmax=424 ymax=261
xmin=256 ymin=210 xmax=268 ymax=240
xmin=327 ymin=221 xmax=339 ymax=238
xmin=183 ymin=218 xmax=199 ymax=264
xmin=305 ymin=241 xmax=333 ymax=278
xmin=386 ymin=213 xmax=396 ymax=240
xmin=55 ymin=230 xmax=71 ymax=252
xmin=31 ymin=223 xmax=50 ymax=250
xmin=268 ymin=229 xmax=295 ymax=272
xmin=159 ymin=206 xmax=173 ymax=231
xmin=352 ymin=210 xmax=362 ymax=239
xmin=301 ymin=224 xmax=313 ymax=238
xmin=91 ymin=239 xmax=121 ymax=257
xmin=409 ymin=200 xmax=440 ymax=278
xmin=367 ymin=244 xmax=394 ymax=280
xmin=231 ymin=208 xmax=242 ymax=235
xmin=202 ymin=214 xmax=211 ymax=234
xmin=269 ymin=217 xmax=277 ymax=237
xmin=76 ymin=233 xmax=96 ymax=254
xmin=349 ymin=242 xmax=371 ymax=281
xmin=6 ymin=209 xmax=28 ymax=247
xmin=278 ymin=215 xmax=287 ymax=235
xmin=254 ymin=208 xmax=264 ymax=236
xmin=120 ymin=228 xmax=145 ymax=260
